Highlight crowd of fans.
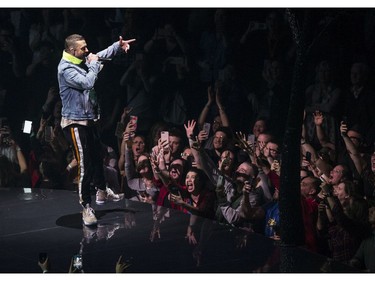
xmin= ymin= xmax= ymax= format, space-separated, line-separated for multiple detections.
xmin=1 ymin=8 xmax=375 ymax=272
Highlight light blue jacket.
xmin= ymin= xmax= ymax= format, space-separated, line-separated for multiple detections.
xmin=58 ymin=41 xmax=122 ymax=120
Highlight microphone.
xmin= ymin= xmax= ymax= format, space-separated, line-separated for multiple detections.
xmin=98 ymin=57 xmax=112 ymax=62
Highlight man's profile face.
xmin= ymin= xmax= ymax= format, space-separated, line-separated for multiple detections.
xmin=72 ymin=40 xmax=88 ymax=60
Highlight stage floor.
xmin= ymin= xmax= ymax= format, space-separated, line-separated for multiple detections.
xmin=0 ymin=187 xmax=358 ymax=273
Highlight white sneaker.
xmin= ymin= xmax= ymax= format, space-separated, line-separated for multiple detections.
xmin=106 ymin=186 xmax=124 ymax=202
xmin=82 ymin=204 xmax=97 ymax=226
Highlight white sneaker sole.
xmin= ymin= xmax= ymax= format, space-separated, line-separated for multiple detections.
xmin=95 ymin=199 xmax=106 ymax=205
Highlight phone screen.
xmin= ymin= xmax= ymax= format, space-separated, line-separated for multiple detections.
xmin=130 ymin=115 xmax=138 ymax=131
xmin=247 ymin=134 xmax=256 ymax=146
xmin=161 ymin=131 xmax=169 ymax=145
xmin=22 ymin=120 xmax=32 ymax=134
xmin=203 ymin=122 xmax=211 ymax=134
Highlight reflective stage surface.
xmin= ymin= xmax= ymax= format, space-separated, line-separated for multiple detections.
xmin=0 ymin=187 xmax=358 ymax=273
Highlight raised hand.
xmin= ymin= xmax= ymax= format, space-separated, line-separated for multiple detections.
xmin=184 ymin=119 xmax=196 ymax=139
xmin=235 ymin=131 xmax=255 ymax=155
xmin=197 ymin=129 xmax=209 ymax=142
xmin=120 ymin=107 xmax=133 ymax=123
xmin=119 ymin=36 xmax=136 ymax=53
xmin=115 ymin=255 xmax=132 ymax=273
xmin=340 ymin=121 xmax=348 ymax=137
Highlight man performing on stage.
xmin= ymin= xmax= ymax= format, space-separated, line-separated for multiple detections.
xmin=58 ymin=34 xmax=135 ymax=226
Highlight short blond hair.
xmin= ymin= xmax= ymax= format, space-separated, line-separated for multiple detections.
xmin=64 ymin=34 xmax=85 ymax=51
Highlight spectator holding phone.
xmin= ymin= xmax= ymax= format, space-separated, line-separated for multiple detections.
xmin=170 ymin=167 xmax=216 ymax=219
xmin=0 ymin=124 xmax=30 ymax=187
xmin=122 ymin=124 xmax=159 ymax=204
xmin=338 ymin=119 xmax=374 ymax=199
xmin=118 ymin=116 xmax=147 ymax=196
xmin=198 ymin=83 xmax=230 ymax=151
xmin=342 ymin=62 xmax=375 ymax=147
xmin=304 ymin=60 xmax=342 ymax=151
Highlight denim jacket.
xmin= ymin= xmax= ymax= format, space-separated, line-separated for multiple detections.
xmin=58 ymin=41 xmax=122 ymax=120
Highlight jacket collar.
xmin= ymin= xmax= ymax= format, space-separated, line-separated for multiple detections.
xmin=62 ymin=51 xmax=83 ymax=65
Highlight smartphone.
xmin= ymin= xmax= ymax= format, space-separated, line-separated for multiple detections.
xmin=247 ymin=134 xmax=256 ymax=145
xmin=39 ymin=252 xmax=47 ymax=263
xmin=203 ymin=122 xmax=211 ymax=134
xmin=22 ymin=120 xmax=32 ymax=134
xmin=217 ymin=175 xmax=224 ymax=187
xmin=169 ymin=185 xmax=180 ymax=196
xmin=44 ymin=126 xmax=53 ymax=142
xmin=73 ymin=254 xmax=83 ymax=270
xmin=160 ymin=131 xmax=169 ymax=145
xmin=130 ymin=115 xmax=138 ymax=131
